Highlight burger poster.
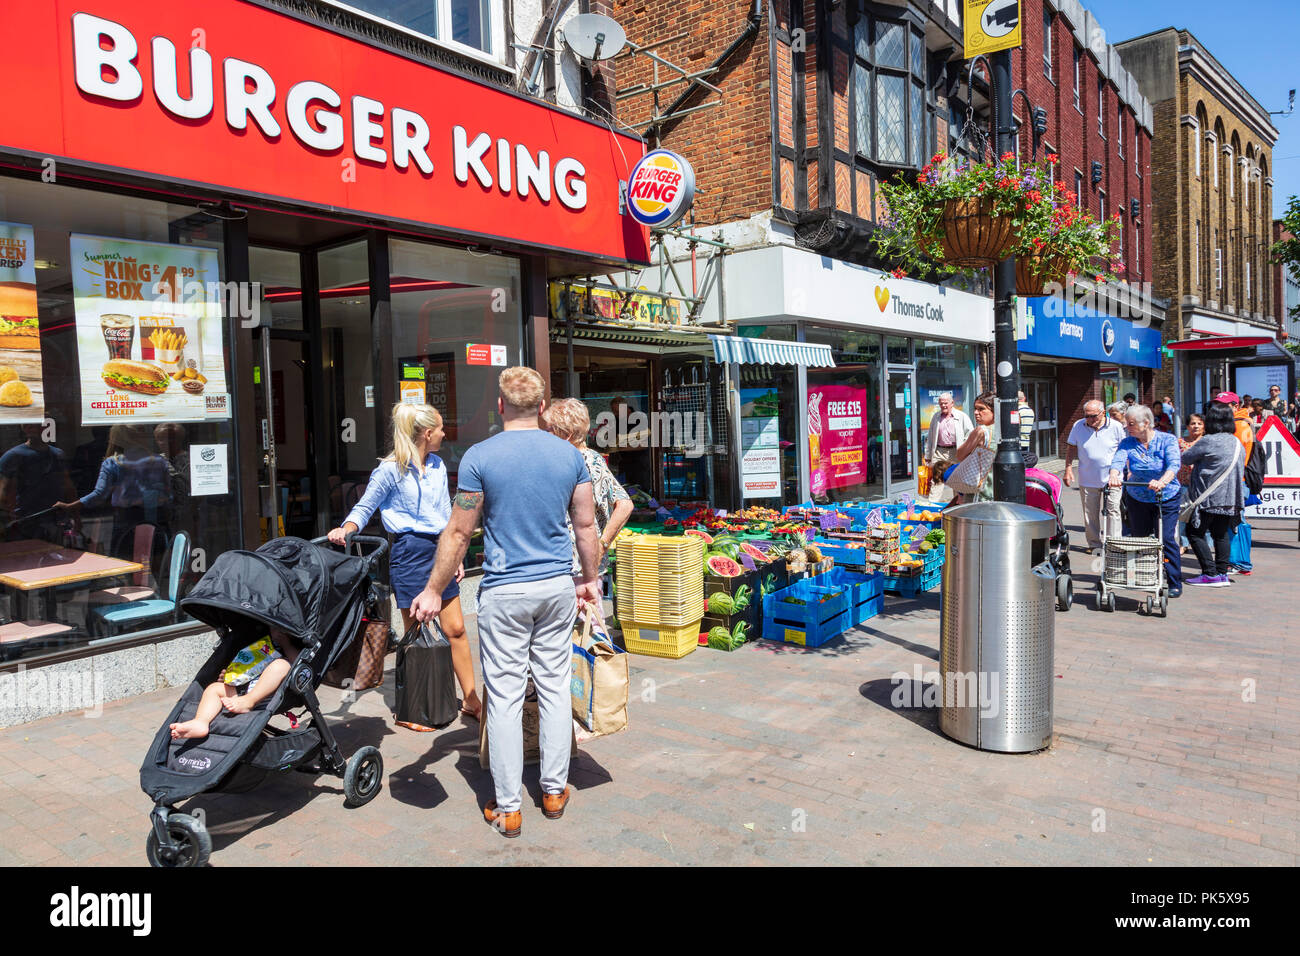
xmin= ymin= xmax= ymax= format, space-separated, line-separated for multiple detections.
xmin=0 ymin=221 xmax=46 ymax=424
xmin=70 ymin=235 xmax=230 ymax=424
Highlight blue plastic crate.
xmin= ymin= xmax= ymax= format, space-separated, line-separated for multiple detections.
xmin=762 ymin=579 xmax=851 ymax=648
xmin=883 ymin=565 xmax=942 ymax=597
xmin=808 ymin=535 xmax=869 ymax=566
xmin=856 ymin=593 xmax=884 ymax=625
xmin=823 ymin=567 xmax=885 ymax=625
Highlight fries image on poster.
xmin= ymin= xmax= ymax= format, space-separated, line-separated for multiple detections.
xmin=70 ymin=235 xmax=230 ymax=424
xmin=0 ymin=222 xmax=45 ymax=424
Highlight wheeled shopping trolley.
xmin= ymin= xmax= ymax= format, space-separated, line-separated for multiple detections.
xmin=1094 ymin=481 xmax=1168 ymax=617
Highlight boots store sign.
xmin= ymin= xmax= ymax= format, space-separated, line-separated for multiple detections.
xmin=1 ymin=3 xmax=651 ymax=264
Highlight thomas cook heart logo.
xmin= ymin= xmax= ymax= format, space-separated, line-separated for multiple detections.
xmin=874 ymin=286 xmax=890 ymax=312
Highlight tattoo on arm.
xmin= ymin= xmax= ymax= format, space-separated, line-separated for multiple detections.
xmin=454 ymin=491 xmax=484 ymax=511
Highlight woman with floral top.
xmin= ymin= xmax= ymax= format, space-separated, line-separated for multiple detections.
xmin=544 ymin=398 xmax=633 ymax=579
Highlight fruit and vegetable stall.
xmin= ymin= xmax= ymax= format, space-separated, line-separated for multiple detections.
xmin=608 ymin=499 xmax=949 ymax=657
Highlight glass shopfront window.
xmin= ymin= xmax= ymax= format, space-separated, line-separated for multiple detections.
xmin=0 ymin=175 xmax=242 ymax=665
xmin=737 ymin=325 xmax=799 ymax=506
xmin=389 ymin=238 xmax=522 ymax=568
xmin=804 ymin=327 xmax=884 ymax=502
xmin=915 ymin=339 xmax=980 ymax=460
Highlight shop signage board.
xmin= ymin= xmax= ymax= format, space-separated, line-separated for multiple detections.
xmin=625 ymin=151 xmax=696 ymax=229
xmin=964 ymin=1 xmax=1022 ymax=57
xmin=740 ymin=387 xmax=781 ymax=499
xmin=3 ymin=3 xmax=651 ymax=265
xmin=1017 ymin=297 xmax=1162 ymax=369
xmin=549 ymin=283 xmax=689 ymax=327
xmin=750 ymin=246 xmax=993 ymax=343
xmin=70 ymin=234 xmax=230 ymax=424
xmin=0 ymin=221 xmax=45 ymax=424
xmin=807 ymin=385 xmax=867 ymax=496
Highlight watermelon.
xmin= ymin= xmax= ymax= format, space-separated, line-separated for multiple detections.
xmin=740 ymin=542 xmax=769 ymax=563
xmin=706 ymin=555 xmax=744 ymax=578
xmin=710 ymin=539 xmax=742 ymax=560
xmin=684 ymin=529 xmax=715 ymax=544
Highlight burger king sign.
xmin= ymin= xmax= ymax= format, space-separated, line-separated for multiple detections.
xmin=625 ymin=150 xmax=696 ymax=228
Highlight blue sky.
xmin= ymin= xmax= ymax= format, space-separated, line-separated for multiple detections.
xmin=1080 ymin=0 xmax=1300 ymax=217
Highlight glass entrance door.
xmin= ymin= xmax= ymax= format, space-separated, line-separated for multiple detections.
xmin=886 ymin=367 xmax=916 ymax=495
xmin=1028 ymin=378 xmax=1058 ymax=460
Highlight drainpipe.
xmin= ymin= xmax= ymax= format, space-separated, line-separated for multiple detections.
xmin=659 ymin=1 xmax=764 ymax=135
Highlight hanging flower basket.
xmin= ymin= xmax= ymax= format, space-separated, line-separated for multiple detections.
xmin=874 ymin=152 xmax=1125 ymax=288
xmin=930 ymin=198 xmax=1016 ymax=269
xmin=1016 ymin=253 xmax=1072 ymax=296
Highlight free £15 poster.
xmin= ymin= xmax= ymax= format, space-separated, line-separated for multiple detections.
xmin=70 ymin=234 xmax=230 ymax=424
xmin=0 ymin=221 xmax=45 ymax=424
xmin=807 ymin=385 xmax=866 ymax=494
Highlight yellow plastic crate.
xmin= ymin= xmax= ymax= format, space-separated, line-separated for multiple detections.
xmin=620 ymin=618 xmax=701 ymax=659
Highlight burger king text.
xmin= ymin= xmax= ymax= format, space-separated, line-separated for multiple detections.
xmin=72 ymin=13 xmax=590 ymax=212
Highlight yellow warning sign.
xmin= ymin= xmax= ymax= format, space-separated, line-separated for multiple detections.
xmin=965 ymin=0 xmax=1022 ymax=57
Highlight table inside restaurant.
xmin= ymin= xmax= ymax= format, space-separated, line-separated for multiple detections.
xmin=0 ymin=539 xmax=144 ymax=623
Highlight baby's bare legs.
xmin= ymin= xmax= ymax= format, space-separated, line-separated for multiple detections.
xmin=170 ymin=681 xmax=236 ymax=740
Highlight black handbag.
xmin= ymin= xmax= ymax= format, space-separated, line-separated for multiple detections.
xmin=393 ymin=622 xmax=458 ymax=730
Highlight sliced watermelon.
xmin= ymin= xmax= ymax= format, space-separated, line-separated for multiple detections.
xmin=706 ymin=555 xmax=744 ymax=578
xmin=684 ymin=529 xmax=715 ymax=544
xmin=740 ymin=542 xmax=769 ymax=563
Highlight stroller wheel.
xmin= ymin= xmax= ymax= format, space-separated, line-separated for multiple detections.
xmin=145 ymin=813 xmax=211 ymax=868
xmin=1056 ymin=575 xmax=1073 ymax=612
xmin=343 ymin=746 xmax=384 ymax=807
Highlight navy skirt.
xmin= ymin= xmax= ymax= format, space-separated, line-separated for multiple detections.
xmin=390 ymin=531 xmax=461 ymax=610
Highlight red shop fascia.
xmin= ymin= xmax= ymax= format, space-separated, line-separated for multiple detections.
xmin=0 ymin=0 xmax=651 ymax=363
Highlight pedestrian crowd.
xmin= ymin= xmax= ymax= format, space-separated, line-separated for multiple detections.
xmin=1064 ymin=389 xmax=1271 ymax=596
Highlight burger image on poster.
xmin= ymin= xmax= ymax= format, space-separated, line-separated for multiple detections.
xmin=0 ymin=282 xmax=40 ymax=408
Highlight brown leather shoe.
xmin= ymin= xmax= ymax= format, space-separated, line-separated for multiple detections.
xmin=541 ymin=786 xmax=572 ymax=820
xmin=483 ymin=801 xmax=521 ymax=838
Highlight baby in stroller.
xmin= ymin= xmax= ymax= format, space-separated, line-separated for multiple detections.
xmin=169 ymin=629 xmax=301 ymax=740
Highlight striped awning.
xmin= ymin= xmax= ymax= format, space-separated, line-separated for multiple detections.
xmin=709 ymin=335 xmax=836 ymax=367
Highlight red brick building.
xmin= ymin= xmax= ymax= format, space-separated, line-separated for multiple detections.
xmin=1007 ymin=0 xmax=1165 ymax=458
xmin=593 ymin=0 xmax=1163 ymax=493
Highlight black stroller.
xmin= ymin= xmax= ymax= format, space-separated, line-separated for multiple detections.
xmin=1024 ymin=468 xmax=1073 ymax=610
xmin=139 ymin=533 xmax=388 ymax=867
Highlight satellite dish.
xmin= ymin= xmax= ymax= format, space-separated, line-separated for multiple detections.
xmin=560 ymin=13 xmax=627 ymax=62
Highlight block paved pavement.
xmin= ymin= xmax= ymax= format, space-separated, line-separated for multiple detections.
xmin=0 ymin=492 xmax=1296 ymax=866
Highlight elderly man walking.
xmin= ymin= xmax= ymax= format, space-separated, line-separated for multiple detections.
xmin=1064 ymin=399 xmax=1125 ymax=553
xmin=925 ymin=392 xmax=973 ymax=500
xmin=412 ymin=367 xmax=601 ymax=838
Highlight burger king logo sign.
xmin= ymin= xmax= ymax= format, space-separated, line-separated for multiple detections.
xmin=625 ymin=150 xmax=696 ymax=228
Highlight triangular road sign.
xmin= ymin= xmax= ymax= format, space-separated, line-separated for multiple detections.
xmin=1256 ymin=416 xmax=1300 ymax=485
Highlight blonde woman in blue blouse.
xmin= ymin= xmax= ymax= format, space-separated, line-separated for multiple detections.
xmin=328 ymin=404 xmax=478 ymax=723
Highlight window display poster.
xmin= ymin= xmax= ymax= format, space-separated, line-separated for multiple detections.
xmin=0 ymin=221 xmax=46 ymax=424
xmin=740 ymin=387 xmax=781 ymax=498
xmin=807 ymin=384 xmax=867 ymax=495
xmin=1233 ymin=365 xmax=1289 ymax=403
xmin=189 ymin=443 xmax=228 ymax=496
xmin=919 ymin=386 xmax=966 ymax=431
xmin=70 ymin=235 xmax=230 ymax=424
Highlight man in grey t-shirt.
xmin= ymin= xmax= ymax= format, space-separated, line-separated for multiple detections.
xmin=413 ymin=367 xmax=600 ymax=839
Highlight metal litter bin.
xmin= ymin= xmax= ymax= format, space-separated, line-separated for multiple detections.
xmin=939 ymin=501 xmax=1057 ymax=753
